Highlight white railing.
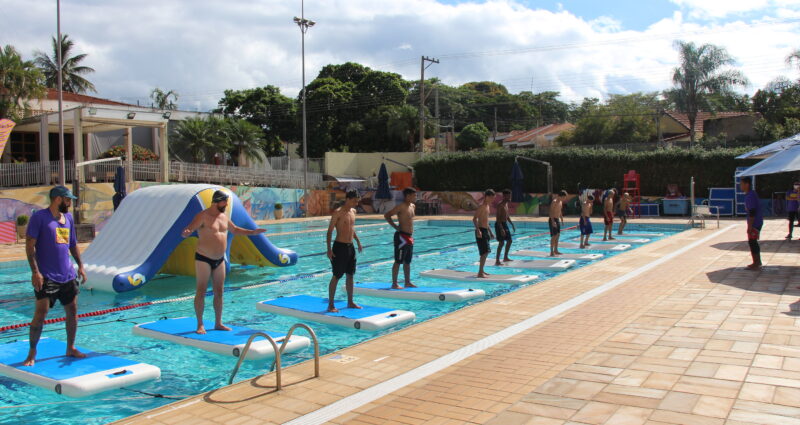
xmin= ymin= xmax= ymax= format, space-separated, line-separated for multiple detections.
xmin=0 ymin=160 xmax=323 ymax=189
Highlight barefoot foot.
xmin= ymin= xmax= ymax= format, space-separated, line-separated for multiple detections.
xmin=22 ymin=352 xmax=36 ymax=366
xmin=66 ymin=347 xmax=86 ymax=359
xmin=404 ymin=282 xmax=417 ymax=288
xmin=214 ymin=324 xmax=232 ymax=331
xmin=347 ymin=303 xmax=362 ymax=309
xmin=196 ymin=325 xmax=207 ymax=334
xmin=327 ymin=306 xmax=339 ymax=313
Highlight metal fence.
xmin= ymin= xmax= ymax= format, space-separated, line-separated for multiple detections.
xmin=0 ymin=160 xmax=324 ymax=189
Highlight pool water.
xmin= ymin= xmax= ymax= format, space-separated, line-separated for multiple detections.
xmin=0 ymin=219 xmax=684 ymax=424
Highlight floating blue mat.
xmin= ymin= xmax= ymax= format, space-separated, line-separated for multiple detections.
xmin=0 ymin=338 xmax=160 ymax=398
xmin=133 ymin=317 xmax=310 ymax=360
xmin=256 ymin=295 xmax=415 ymax=331
xmin=353 ymin=282 xmax=485 ymax=302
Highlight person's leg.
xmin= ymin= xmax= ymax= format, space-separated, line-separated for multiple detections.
xmin=495 ymin=240 xmax=504 ymax=265
xmin=194 ymin=261 xmax=211 ymax=334
xmin=503 ymin=238 xmax=512 ymax=261
xmin=403 ymin=263 xmax=414 ymax=287
xmin=23 ymin=298 xmax=50 ymax=366
xmin=62 ymin=293 xmax=86 ymax=358
xmin=345 ymin=274 xmax=360 ymax=308
xmin=211 ymin=264 xmax=230 ymax=331
xmin=554 ymin=231 xmax=561 ymax=255
xmin=327 ymin=275 xmax=340 ymax=312
xmin=789 ymin=212 xmax=796 ymax=239
xmin=391 ymin=262 xmax=401 ymax=289
xmin=748 ymin=239 xmax=761 ymax=268
xmin=550 ymin=234 xmax=557 ymax=256
xmin=619 ymin=216 xmax=626 ymax=234
xmin=478 ymin=253 xmax=488 ymax=277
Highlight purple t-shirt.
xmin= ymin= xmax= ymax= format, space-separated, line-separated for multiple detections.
xmin=26 ymin=209 xmax=77 ymax=283
xmin=745 ymin=191 xmax=763 ymax=230
xmin=787 ymin=190 xmax=800 ymax=211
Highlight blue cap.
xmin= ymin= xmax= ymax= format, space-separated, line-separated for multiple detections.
xmin=50 ymin=185 xmax=77 ymax=200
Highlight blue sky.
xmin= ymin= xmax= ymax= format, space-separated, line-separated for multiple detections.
xmin=1 ymin=0 xmax=798 ymax=110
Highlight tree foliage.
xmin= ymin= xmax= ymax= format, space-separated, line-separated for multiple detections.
xmin=0 ymin=45 xmax=46 ymax=120
xmin=556 ymin=93 xmax=663 ymax=145
xmin=457 ymin=122 xmax=490 ymax=150
xmin=150 ymin=88 xmax=178 ymax=110
xmin=216 ymin=85 xmax=297 ymax=156
xmin=33 ymin=34 xmax=96 ymax=94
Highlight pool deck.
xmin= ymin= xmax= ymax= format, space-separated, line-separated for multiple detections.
xmin=8 ymin=215 xmax=800 ymax=424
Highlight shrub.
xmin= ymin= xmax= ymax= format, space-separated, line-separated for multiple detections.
xmin=16 ymin=214 xmax=29 ymax=226
xmin=274 ymin=203 xmax=283 ymax=210
xmin=456 ymin=123 xmax=490 ymax=151
xmin=414 ymin=147 xmax=794 ymax=196
xmin=100 ymin=145 xmax=159 ymax=161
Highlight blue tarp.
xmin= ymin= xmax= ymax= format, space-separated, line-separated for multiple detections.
xmin=375 ymin=163 xmax=391 ymax=199
xmin=736 ymin=133 xmax=800 ymax=159
xmin=739 ymin=144 xmax=800 ymax=177
xmin=112 ymin=166 xmax=126 ymax=210
xmin=511 ymin=161 xmax=525 ymax=203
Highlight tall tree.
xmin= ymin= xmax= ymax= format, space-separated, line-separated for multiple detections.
xmin=216 ymin=85 xmax=297 ymax=156
xmin=171 ymin=116 xmax=228 ymax=163
xmin=223 ymin=118 xmax=265 ymax=165
xmin=0 ymin=45 xmax=46 ymax=120
xmin=150 ymin=88 xmax=178 ymax=110
xmin=668 ymin=40 xmax=747 ymax=144
xmin=34 ymin=34 xmax=96 ymax=94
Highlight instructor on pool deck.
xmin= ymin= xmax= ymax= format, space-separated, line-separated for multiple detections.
xmin=23 ymin=186 xmax=88 ymax=366
xmin=742 ymin=177 xmax=763 ymax=271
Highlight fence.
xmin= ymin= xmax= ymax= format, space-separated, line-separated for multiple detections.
xmin=0 ymin=160 xmax=324 ymax=189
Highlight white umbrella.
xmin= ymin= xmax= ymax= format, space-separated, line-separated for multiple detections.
xmin=738 ymin=144 xmax=800 ymax=176
xmin=736 ymin=132 xmax=800 ymax=159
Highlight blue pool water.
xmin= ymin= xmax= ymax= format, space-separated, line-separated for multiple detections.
xmin=0 ymin=219 xmax=684 ymax=424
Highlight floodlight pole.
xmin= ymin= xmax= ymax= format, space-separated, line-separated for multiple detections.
xmin=295 ymin=1 xmax=314 ymax=216
xmin=515 ymin=156 xmax=553 ymax=195
xmin=57 ymin=0 xmax=66 ymax=186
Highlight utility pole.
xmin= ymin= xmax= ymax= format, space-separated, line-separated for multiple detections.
xmin=294 ymin=1 xmax=315 ymax=214
xmin=419 ymin=56 xmax=439 ymax=152
xmin=57 ymin=0 xmax=65 ymax=185
xmin=493 ymin=106 xmax=498 ymax=145
xmin=656 ymin=109 xmax=663 ymax=147
xmin=434 ymin=86 xmax=439 ymax=152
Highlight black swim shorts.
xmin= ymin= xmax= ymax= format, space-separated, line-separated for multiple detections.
xmin=549 ymin=218 xmax=561 ymax=236
xmin=494 ymin=221 xmax=512 ymax=242
xmin=35 ymin=278 xmax=79 ymax=308
xmin=393 ymin=231 xmax=414 ymax=264
xmin=331 ymin=241 xmax=356 ymax=278
xmin=476 ymin=227 xmax=491 ymax=256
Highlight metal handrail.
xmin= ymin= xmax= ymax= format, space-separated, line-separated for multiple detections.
xmin=269 ymin=323 xmax=320 ymax=378
xmin=228 ymin=332 xmax=282 ymax=387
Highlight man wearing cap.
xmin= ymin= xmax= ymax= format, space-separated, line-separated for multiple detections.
xmin=786 ymin=182 xmax=800 ymax=240
xmin=23 ymin=186 xmax=88 ymax=366
xmin=182 ymin=189 xmax=266 ymax=334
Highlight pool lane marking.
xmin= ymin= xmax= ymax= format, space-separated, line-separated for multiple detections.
xmin=282 ymin=225 xmax=735 ymax=425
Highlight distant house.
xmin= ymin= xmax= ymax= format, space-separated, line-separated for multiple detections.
xmin=501 ymin=123 xmax=575 ymax=149
xmin=661 ymin=111 xmax=761 ymax=143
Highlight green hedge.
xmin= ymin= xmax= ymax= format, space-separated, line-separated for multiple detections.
xmin=415 ymin=147 xmax=796 ymax=197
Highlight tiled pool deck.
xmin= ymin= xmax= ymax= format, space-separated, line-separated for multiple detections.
xmin=7 ymin=216 xmax=800 ymax=424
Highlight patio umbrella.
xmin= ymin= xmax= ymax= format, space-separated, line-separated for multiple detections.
xmin=736 ymin=132 xmax=800 ymax=159
xmin=375 ymin=163 xmax=391 ymax=200
xmin=511 ymin=161 xmax=525 ymax=202
xmin=112 ymin=166 xmax=126 ymax=210
xmin=738 ymin=144 xmax=800 ymax=176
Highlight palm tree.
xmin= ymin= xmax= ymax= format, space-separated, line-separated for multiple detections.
xmin=224 ymin=119 xmax=265 ymax=165
xmin=33 ymin=34 xmax=96 ymax=94
xmin=670 ymin=41 xmax=748 ymax=144
xmin=0 ymin=45 xmax=46 ymax=120
xmin=172 ymin=117 xmax=229 ymax=163
xmin=150 ymin=88 xmax=178 ymax=110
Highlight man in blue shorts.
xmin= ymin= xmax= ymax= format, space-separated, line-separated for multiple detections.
xmin=579 ymin=194 xmax=594 ymax=249
xmin=23 ymin=186 xmax=88 ymax=366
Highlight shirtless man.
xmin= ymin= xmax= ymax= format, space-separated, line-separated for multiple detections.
xmin=579 ymin=194 xmax=594 ymax=249
xmin=495 ymin=189 xmax=516 ymax=265
xmin=385 ymin=188 xmax=417 ymax=289
xmin=549 ymin=190 xmax=567 ymax=256
xmin=473 ymin=189 xmax=496 ymax=278
xmin=603 ymin=189 xmax=616 ymax=241
xmin=616 ymin=192 xmax=632 ymax=235
xmin=182 ymin=190 xmax=265 ymax=334
xmin=326 ymin=190 xmax=363 ymax=312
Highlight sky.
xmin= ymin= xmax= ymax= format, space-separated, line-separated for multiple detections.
xmin=1 ymin=0 xmax=799 ymax=112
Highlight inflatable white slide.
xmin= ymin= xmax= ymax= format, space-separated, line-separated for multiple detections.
xmin=82 ymin=184 xmax=297 ymax=293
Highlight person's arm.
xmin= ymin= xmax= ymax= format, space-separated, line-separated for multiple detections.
xmin=327 ymin=213 xmax=339 ymax=260
xmin=69 ymin=244 xmax=87 ymax=283
xmin=472 ymin=208 xmax=481 ymax=238
xmin=507 ymin=215 xmax=515 ymax=232
xmin=26 ymin=238 xmax=43 ymax=291
xmin=384 ymin=205 xmax=400 ymax=230
xmin=181 ymin=213 xmax=203 ymax=238
xmin=228 ymin=216 xmax=266 ymax=236
xmin=354 ymin=230 xmax=363 ymax=253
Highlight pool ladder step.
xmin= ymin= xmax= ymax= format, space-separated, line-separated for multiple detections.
xmin=228 ymin=323 xmax=320 ymax=388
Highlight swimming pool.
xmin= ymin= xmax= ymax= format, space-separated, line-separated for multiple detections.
xmin=0 ymin=219 xmax=685 ymax=424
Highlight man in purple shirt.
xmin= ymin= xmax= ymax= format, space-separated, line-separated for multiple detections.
xmin=786 ymin=182 xmax=800 ymax=239
xmin=742 ymin=177 xmax=763 ymax=271
xmin=23 ymin=186 xmax=88 ymax=366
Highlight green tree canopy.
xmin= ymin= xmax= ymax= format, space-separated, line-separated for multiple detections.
xmin=556 ymin=92 xmax=662 ymax=145
xmin=457 ymin=122 xmax=490 ymax=150
xmin=171 ymin=116 xmax=228 ymax=163
xmin=150 ymin=88 xmax=178 ymax=110
xmin=224 ymin=118 xmax=266 ymax=165
xmin=34 ymin=34 xmax=96 ymax=94
xmin=216 ymin=85 xmax=298 ymax=156
xmin=0 ymin=45 xmax=46 ymax=120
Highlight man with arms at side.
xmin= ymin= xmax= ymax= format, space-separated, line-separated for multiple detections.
xmin=494 ymin=189 xmax=516 ymax=266
xmin=616 ymin=192 xmax=631 ymax=235
xmin=742 ymin=177 xmax=763 ymax=271
xmin=549 ymin=190 xmax=567 ymax=256
xmin=579 ymin=194 xmax=594 ymax=249
xmin=385 ymin=188 xmax=417 ymax=289
xmin=326 ymin=190 xmax=363 ymax=312
xmin=23 ymin=186 xmax=88 ymax=366
xmin=786 ymin=181 xmax=800 ymax=240
xmin=182 ymin=190 xmax=266 ymax=334
xmin=473 ymin=189 xmax=496 ymax=278
xmin=603 ymin=189 xmax=616 ymax=241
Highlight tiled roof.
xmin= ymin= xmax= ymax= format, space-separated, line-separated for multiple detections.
xmin=45 ymin=88 xmax=135 ymax=107
xmin=663 ymin=110 xmax=754 ymax=134
xmin=504 ymin=123 xmax=575 ymax=144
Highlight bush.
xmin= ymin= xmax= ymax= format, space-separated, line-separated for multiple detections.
xmin=16 ymin=215 xmax=28 ymax=226
xmin=274 ymin=203 xmax=283 ymax=210
xmin=456 ymin=123 xmax=490 ymax=151
xmin=414 ymin=147 xmax=795 ymax=196
xmin=100 ymin=145 xmax=159 ymax=161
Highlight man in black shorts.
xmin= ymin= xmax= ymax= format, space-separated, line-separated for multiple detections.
xmin=494 ymin=189 xmax=516 ymax=265
xmin=473 ymin=189 xmax=496 ymax=278
xmin=326 ymin=190 xmax=363 ymax=312
xmin=549 ymin=190 xmax=566 ymax=256
xmin=23 ymin=186 xmax=88 ymax=366
xmin=385 ymin=188 xmax=417 ymax=288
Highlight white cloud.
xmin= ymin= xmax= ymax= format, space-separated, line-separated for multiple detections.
xmin=670 ymin=0 xmax=800 ymax=19
xmin=0 ymin=0 xmax=797 ymax=111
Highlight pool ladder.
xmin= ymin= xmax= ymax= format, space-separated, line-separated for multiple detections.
xmin=227 ymin=323 xmax=320 ymax=389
